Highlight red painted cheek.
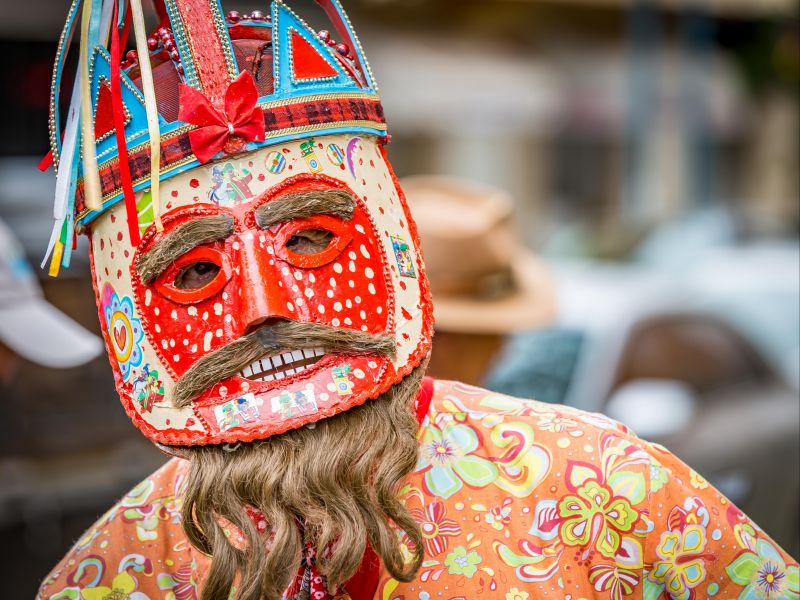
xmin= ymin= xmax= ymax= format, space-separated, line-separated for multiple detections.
xmin=265 ymin=212 xmax=391 ymax=335
xmin=136 ymin=286 xmax=235 ymax=379
xmin=134 ymin=237 xmax=236 ymax=380
xmin=276 ymin=249 xmax=389 ymax=334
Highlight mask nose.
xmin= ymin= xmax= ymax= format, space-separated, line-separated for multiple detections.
xmin=236 ymin=232 xmax=293 ymax=334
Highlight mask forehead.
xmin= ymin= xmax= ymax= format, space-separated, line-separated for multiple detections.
xmin=89 ymin=133 xmax=432 ymax=445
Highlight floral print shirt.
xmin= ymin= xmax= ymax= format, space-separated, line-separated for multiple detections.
xmin=39 ymin=379 xmax=798 ymax=600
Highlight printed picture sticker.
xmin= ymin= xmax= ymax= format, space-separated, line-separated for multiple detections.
xmin=208 ymin=163 xmax=255 ymax=206
xmin=130 ymin=364 xmax=164 ymax=413
xmin=266 ymin=150 xmax=286 ymax=174
xmin=391 ymin=235 xmax=417 ymax=278
xmin=270 ymin=387 xmax=318 ymax=419
xmin=332 ymin=366 xmax=354 ymax=396
xmin=326 ymin=143 xmax=345 ymax=167
xmin=215 ymin=393 xmax=260 ymax=432
xmin=300 ymin=139 xmax=323 ymax=173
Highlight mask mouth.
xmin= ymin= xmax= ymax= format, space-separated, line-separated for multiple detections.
xmin=172 ymin=320 xmax=396 ymax=409
xmin=238 ymin=348 xmax=326 ymax=382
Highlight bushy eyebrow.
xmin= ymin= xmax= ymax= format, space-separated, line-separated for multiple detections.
xmin=254 ymin=189 xmax=356 ymax=229
xmin=135 ymin=214 xmax=235 ymax=283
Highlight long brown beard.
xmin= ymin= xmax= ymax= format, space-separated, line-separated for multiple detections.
xmin=180 ymin=366 xmax=426 ymax=600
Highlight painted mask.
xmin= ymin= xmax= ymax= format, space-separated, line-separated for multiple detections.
xmin=46 ymin=0 xmax=433 ymax=445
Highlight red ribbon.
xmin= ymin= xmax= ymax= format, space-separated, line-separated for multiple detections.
xmin=179 ymin=71 xmax=265 ymax=164
xmin=111 ymin=0 xmax=140 ymax=246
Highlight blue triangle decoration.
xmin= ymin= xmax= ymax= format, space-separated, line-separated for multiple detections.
xmin=271 ymin=0 xmax=360 ymax=96
xmin=89 ymin=47 xmax=150 ymax=161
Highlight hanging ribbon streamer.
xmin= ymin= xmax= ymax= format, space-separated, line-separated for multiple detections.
xmin=48 ymin=219 xmax=68 ymax=277
xmin=87 ymin=0 xmax=104 ymax=45
xmin=48 ymin=0 xmax=82 ymax=223
xmin=79 ymin=0 xmax=103 ymax=211
xmin=61 ymin=0 xmax=112 ymax=270
xmin=130 ymin=0 xmax=163 ymax=231
xmin=59 ymin=122 xmax=84 ymax=271
xmin=98 ymin=0 xmax=115 ymax=45
xmin=42 ymin=220 xmax=62 ymax=273
xmin=42 ymin=76 xmax=81 ymax=270
xmin=48 ymin=0 xmax=82 ymax=168
xmin=119 ymin=0 xmax=132 ymax=46
xmin=56 ymin=0 xmax=113 ymax=269
xmin=110 ymin=0 xmax=140 ymax=245
xmin=44 ymin=0 xmax=118 ymax=272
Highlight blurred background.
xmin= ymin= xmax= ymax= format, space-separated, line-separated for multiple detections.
xmin=0 ymin=0 xmax=797 ymax=596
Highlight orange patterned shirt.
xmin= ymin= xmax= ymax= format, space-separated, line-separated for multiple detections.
xmin=39 ymin=379 xmax=798 ymax=600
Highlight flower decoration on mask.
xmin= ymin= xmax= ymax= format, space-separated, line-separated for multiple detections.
xmin=102 ymin=283 xmax=145 ymax=382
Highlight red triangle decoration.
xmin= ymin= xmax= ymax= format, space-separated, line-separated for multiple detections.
xmin=290 ymin=30 xmax=339 ymax=81
xmin=94 ymin=79 xmax=130 ymax=142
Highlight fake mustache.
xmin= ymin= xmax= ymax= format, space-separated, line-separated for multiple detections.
xmin=172 ymin=320 xmax=396 ymax=408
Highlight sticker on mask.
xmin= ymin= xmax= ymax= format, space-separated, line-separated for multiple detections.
xmin=215 ymin=393 xmax=261 ymax=431
xmin=345 ymin=136 xmax=361 ymax=178
xmin=391 ymin=235 xmax=416 ymax=278
xmin=266 ymin=150 xmax=286 ymax=174
xmin=130 ymin=364 xmax=164 ymax=413
xmin=208 ymin=163 xmax=255 ymax=206
xmin=270 ymin=386 xmax=319 ymax=419
xmin=326 ymin=143 xmax=345 ymax=167
xmin=300 ymin=139 xmax=323 ymax=173
xmin=136 ymin=191 xmax=156 ymax=235
xmin=332 ymin=366 xmax=354 ymax=396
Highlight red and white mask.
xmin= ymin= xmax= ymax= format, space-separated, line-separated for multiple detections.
xmin=89 ymin=134 xmax=432 ymax=445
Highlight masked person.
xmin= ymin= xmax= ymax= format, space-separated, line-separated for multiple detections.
xmin=37 ymin=2 xmax=797 ymax=599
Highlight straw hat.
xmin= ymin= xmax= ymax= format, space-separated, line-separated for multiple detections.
xmin=402 ymin=175 xmax=555 ymax=334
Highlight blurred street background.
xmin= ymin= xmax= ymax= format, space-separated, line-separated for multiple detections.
xmin=0 ymin=0 xmax=797 ymax=596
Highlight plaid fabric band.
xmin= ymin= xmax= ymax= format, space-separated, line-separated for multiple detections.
xmin=75 ymin=95 xmax=386 ymax=218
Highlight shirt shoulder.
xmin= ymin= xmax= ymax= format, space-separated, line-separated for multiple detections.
xmin=428 ymin=378 xmax=633 ymax=436
xmin=417 ymin=380 xmax=645 ymax=506
xmin=37 ymin=457 xmax=198 ymax=600
xmin=388 ymin=380 xmax=798 ymax=599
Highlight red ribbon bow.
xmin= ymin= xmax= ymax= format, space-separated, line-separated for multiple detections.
xmin=179 ymin=71 xmax=265 ymax=164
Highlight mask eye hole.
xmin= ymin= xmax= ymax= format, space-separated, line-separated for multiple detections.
xmin=154 ymin=247 xmax=232 ymax=304
xmin=285 ymin=228 xmax=334 ymax=255
xmin=175 ymin=262 xmax=221 ymax=289
xmin=277 ymin=215 xmax=353 ymax=269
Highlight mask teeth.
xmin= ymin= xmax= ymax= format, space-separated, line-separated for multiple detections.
xmin=238 ymin=348 xmax=325 ymax=382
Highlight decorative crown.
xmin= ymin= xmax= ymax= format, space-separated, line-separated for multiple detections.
xmin=43 ymin=0 xmax=384 ymax=274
